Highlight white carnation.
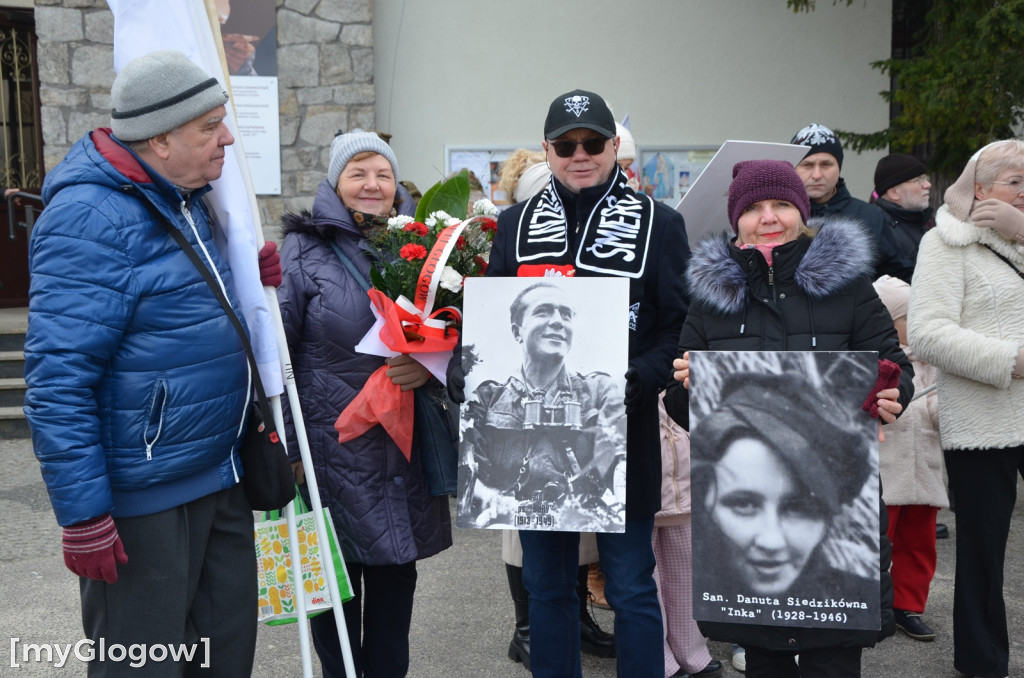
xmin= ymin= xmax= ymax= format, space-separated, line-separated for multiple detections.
xmin=439 ymin=266 xmax=464 ymax=292
xmin=472 ymin=198 xmax=498 ymax=217
xmin=387 ymin=215 xmax=414 ymax=231
xmin=425 ymin=210 xmax=456 ymax=229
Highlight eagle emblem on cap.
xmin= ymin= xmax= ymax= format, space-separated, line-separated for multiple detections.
xmin=793 ymin=123 xmax=837 ymax=145
xmin=564 ymin=94 xmax=590 ymax=118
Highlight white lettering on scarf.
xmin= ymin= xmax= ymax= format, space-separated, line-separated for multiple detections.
xmin=585 ymin=193 xmax=645 ymax=261
xmin=526 ymin=190 xmax=566 ymax=245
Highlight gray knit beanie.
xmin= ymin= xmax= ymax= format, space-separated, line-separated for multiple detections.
xmin=327 ymin=130 xmax=399 ymax=189
xmin=111 ymin=51 xmax=229 ymax=142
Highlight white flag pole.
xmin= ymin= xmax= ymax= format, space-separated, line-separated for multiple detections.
xmin=191 ymin=3 xmax=356 ymax=677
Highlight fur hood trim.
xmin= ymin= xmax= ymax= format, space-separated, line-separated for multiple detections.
xmin=281 ymin=209 xmax=319 ymax=236
xmin=688 ymin=216 xmax=874 ymax=314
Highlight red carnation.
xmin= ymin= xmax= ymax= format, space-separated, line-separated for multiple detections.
xmin=473 ymin=255 xmax=488 ymax=274
xmin=480 ymin=219 xmax=497 ymax=233
xmin=404 ymin=222 xmax=429 ymax=237
xmin=400 ymin=243 xmax=428 ymax=261
xmin=456 ymin=236 xmax=467 ymax=250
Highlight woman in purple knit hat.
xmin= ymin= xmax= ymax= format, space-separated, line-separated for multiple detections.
xmin=663 ymin=159 xmax=915 ymax=678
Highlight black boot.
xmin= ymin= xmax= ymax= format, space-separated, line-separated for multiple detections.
xmin=578 ymin=564 xmax=615 ymax=658
xmin=506 ymin=564 xmax=531 ymax=670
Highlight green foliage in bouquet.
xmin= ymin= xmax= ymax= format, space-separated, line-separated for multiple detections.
xmin=415 ymin=169 xmax=471 ymax=222
xmin=367 ymin=170 xmax=498 ymax=319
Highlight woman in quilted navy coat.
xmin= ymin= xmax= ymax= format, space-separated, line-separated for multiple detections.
xmin=664 ymin=160 xmax=913 ymax=678
xmin=277 ymin=130 xmax=451 ymax=678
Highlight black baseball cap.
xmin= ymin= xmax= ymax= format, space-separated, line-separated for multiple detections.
xmin=544 ymin=89 xmax=616 ymax=140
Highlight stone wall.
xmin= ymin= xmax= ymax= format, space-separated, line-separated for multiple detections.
xmin=32 ymin=0 xmax=375 ymax=235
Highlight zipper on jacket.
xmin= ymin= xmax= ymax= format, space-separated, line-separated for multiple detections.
xmin=180 ymin=200 xmax=245 ymax=483
xmin=180 ymin=201 xmax=231 ymax=300
xmin=144 ymin=380 xmax=168 ymax=460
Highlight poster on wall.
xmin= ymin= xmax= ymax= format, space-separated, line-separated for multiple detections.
xmin=446 ymin=147 xmax=539 ymax=207
xmin=688 ymin=350 xmax=881 ymax=632
xmin=219 ymin=0 xmax=281 ymax=195
xmin=457 ymin=276 xmax=630 ymax=533
xmin=638 ymin=146 xmax=717 ymax=207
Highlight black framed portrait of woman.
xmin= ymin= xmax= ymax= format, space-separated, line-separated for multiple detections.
xmin=688 ymin=350 xmax=881 ymax=632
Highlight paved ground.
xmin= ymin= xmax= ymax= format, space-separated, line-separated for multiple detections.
xmin=2 ymin=435 xmax=1023 ymax=677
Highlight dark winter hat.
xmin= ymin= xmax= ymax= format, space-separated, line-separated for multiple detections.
xmin=790 ymin=123 xmax=844 ymax=168
xmin=873 ymin=153 xmax=927 ymax=196
xmin=327 ymin=129 xmax=399 ymax=190
xmin=727 ymin=159 xmax=811 ymax=233
xmin=544 ymin=89 xmax=616 ymax=140
xmin=111 ymin=50 xmax=228 ymax=142
xmin=691 ymin=371 xmax=873 ymax=516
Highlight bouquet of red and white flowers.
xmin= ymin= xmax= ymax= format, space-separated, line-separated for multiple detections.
xmin=367 ymin=201 xmax=498 ymax=335
xmin=334 ymin=171 xmax=498 ymax=458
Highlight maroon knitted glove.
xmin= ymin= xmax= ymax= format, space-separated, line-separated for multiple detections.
xmin=258 ymin=241 xmax=282 ymax=287
xmin=62 ymin=514 xmax=128 ymax=584
xmin=861 ymin=359 xmax=902 ymax=418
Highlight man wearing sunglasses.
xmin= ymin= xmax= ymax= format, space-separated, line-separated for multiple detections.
xmin=480 ymin=89 xmax=691 ymax=678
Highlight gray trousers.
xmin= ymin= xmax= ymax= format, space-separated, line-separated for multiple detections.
xmin=80 ymin=483 xmax=256 ymax=677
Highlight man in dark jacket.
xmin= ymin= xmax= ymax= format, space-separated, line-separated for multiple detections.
xmin=872 ymin=153 xmax=934 ymax=283
xmin=791 ymin=123 xmax=915 ymax=281
xmin=472 ymin=89 xmax=690 ymax=678
xmin=24 ymin=51 xmax=259 ymax=676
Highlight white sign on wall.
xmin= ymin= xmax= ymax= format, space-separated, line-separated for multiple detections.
xmin=229 ymin=75 xmax=281 ymax=195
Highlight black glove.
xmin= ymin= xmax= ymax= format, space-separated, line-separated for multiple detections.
xmin=624 ymin=366 xmax=643 ymax=414
xmin=447 ymin=359 xmax=466 ymax=404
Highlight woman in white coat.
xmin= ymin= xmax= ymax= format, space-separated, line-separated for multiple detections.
xmin=907 ymin=139 xmax=1024 ymax=678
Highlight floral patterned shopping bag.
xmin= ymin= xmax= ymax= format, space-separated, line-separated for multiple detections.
xmin=254 ymin=489 xmax=354 ymax=624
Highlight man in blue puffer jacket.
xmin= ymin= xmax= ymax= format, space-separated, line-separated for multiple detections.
xmin=24 ymin=51 xmax=257 ymax=677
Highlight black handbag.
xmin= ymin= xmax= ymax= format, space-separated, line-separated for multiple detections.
xmin=156 ymin=214 xmax=294 ymax=511
xmin=329 ymin=241 xmax=460 ymax=496
xmin=238 ymin=383 xmax=294 ymax=511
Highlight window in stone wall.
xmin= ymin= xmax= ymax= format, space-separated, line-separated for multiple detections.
xmin=0 ymin=10 xmax=41 ymax=191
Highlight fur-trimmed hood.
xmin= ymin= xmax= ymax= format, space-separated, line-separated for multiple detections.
xmin=687 ymin=216 xmax=874 ymax=315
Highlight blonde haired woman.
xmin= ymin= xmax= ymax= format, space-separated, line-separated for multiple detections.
xmin=908 ymin=139 xmax=1024 ymax=678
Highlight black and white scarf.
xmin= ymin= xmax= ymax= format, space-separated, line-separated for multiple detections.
xmin=514 ymin=169 xmax=655 ymax=278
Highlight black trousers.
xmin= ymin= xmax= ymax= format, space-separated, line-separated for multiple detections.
xmin=310 ymin=560 xmax=418 ymax=678
xmin=744 ymin=646 xmax=861 ymax=678
xmin=80 ymin=484 xmax=256 ymax=677
xmin=945 ymin=445 xmax=1024 ymax=678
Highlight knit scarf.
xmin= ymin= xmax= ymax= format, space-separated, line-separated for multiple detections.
xmin=513 ymin=169 xmax=655 ymax=278
xmin=347 ymin=206 xmax=395 ymax=236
